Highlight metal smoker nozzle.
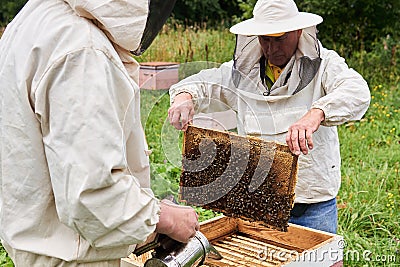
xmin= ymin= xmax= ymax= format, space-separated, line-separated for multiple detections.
xmin=135 ymin=231 xmax=222 ymax=267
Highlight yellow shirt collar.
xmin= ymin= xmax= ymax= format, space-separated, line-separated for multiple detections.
xmin=267 ymin=60 xmax=284 ymax=82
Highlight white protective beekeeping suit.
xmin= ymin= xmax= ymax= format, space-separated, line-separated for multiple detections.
xmin=0 ymin=0 xmax=175 ymax=264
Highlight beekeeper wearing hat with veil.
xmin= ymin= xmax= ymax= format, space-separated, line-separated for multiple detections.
xmin=0 ymin=0 xmax=200 ymax=265
xmin=168 ymin=0 xmax=370 ymax=234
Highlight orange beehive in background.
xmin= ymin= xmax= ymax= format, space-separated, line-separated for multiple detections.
xmin=139 ymin=62 xmax=179 ymax=90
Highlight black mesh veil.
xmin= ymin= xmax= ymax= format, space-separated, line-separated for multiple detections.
xmin=132 ymin=0 xmax=177 ymax=56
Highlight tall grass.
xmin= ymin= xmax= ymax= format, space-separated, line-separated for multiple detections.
xmin=137 ymin=23 xmax=235 ymax=64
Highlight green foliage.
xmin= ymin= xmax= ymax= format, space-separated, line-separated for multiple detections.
xmin=0 ymin=245 xmax=13 ymax=267
xmin=236 ymin=0 xmax=257 ymax=20
xmin=194 ymin=207 xmax=222 ymax=222
xmin=295 ymin=0 xmax=400 ymax=57
xmin=347 ymin=35 xmax=399 ymax=86
xmin=172 ymin=0 xmax=241 ymax=27
xmin=150 ymin=163 xmax=181 ymax=200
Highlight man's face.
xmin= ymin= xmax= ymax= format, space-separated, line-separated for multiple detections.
xmin=258 ymin=30 xmax=302 ymax=68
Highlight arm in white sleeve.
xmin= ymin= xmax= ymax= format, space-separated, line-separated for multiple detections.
xmin=312 ymin=49 xmax=371 ymax=126
xmin=35 ymin=48 xmax=160 ymax=249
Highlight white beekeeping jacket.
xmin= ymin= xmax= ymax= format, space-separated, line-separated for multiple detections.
xmin=0 ymin=0 xmax=161 ymax=262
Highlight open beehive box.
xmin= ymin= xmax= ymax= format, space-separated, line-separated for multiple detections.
xmin=122 ymin=216 xmax=343 ymax=267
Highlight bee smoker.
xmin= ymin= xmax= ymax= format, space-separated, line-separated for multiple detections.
xmin=133 ymin=231 xmax=222 ymax=267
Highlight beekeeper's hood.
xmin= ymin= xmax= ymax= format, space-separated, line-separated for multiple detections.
xmin=64 ymin=0 xmax=176 ymax=55
xmin=230 ymin=0 xmax=324 ymax=90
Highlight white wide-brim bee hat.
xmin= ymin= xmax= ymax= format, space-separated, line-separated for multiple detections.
xmin=230 ymin=0 xmax=323 ymax=36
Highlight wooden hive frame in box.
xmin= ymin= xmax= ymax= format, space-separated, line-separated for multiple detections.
xmin=179 ymin=125 xmax=298 ymax=231
xmin=122 ymin=216 xmax=344 ymax=267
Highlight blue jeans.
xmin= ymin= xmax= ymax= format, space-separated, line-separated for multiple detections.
xmin=289 ymin=198 xmax=338 ymax=234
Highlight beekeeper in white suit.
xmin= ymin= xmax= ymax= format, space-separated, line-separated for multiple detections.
xmin=168 ymin=0 xmax=370 ymax=234
xmin=0 ymin=0 xmax=200 ymax=266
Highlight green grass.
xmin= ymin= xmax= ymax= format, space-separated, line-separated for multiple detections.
xmin=336 ymin=82 xmax=400 ymax=266
xmin=0 ymin=26 xmax=398 ymax=266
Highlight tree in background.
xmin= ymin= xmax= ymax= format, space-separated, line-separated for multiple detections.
xmin=236 ymin=0 xmax=257 ymax=21
xmin=172 ymin=0 xmax=241 ymax=28
xmin=296 ymin=0 xmax=400 ymax=57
